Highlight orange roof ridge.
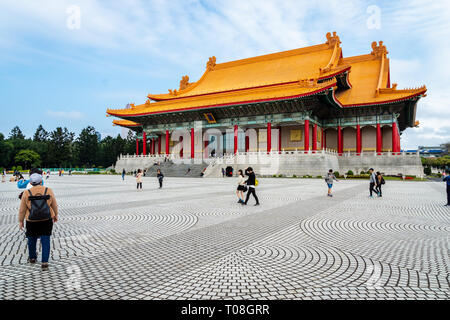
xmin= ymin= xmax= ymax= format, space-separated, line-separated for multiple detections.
xmin=378 ymin=84 xmax=427 ymax=94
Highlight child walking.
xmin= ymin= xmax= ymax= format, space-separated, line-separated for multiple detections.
xmin=136 ymin=169 xmax=143 ymax=191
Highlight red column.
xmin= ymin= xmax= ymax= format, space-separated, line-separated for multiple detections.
xmin=158 ymin=135 xmax=161 ymax=154
xmin=180 ymin=136 xmax=183 ymax=158
xmin=191 ymin=128 xmax=195 ymax=159
xmin=278 ymin=126 xmax=282 ymax=153
xmin=245 ymin=135 xmax=249 ymax=152
xmin=376 ymin=123 xmax=382 ymax=154
xmin=204 ymin=134 xmax=209 ymax=157
xmin=234 ymin=125 xmax=238 ymax=154
xmin=356 ymin=124 xmax=361 ymax=155
xmin=337 ymin=126 xmax=343 ymax=155
xmin=312 ymin=123 xmax=317 ymax=152
xmin=304 ymin=120 xmax=310 ymax=152
xmin=267 ymin=122 xmax=271 ymax=153
xmin=165 ymin=130 xmax=170 ymax=155
xmin=142 ymin=132 xmax=147 ymax=155
xmin=392 ymin=122 xmax=399 ymax=154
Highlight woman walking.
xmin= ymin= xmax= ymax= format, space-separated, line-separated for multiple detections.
xmin=18 ymin=172 xmax=58 ymax=270
xmin=157 ymin=169 xmax=164 ymax=189
xmin=136 ymin=169 xmax=143 ymax=191
xmin=2 ymin=169 xmax=5 ymax=183
xmin=375 ymin=171 xmax=384 ymax=197
xmin=236 ymin=169 xmax=246 ymax=204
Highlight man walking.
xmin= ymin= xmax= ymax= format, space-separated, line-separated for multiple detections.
xmin=325 ymin=169 xmax=338 ymax=197
xmin=443 ymin=171 xmax=450 ymax=206
xmin=243 ymin=167 xmax=260 ymax=206
xmin=369 ymin=168 xmax=378 ymax=198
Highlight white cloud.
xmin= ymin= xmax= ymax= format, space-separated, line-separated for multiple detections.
xmin=46 ymin=110 xmax=84 ymax=119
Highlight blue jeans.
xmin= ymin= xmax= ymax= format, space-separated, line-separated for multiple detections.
xmin=27 ymin=236 xmax=51 ymax=263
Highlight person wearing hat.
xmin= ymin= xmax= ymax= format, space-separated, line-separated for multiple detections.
xmin=18 ymin=172 xmax=58 ymax=270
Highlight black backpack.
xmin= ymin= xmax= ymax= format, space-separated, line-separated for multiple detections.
xmin=28 ymin=188 xmax=51 ymax=221
xmin=381 ymin=177 xmax=385 ymax=185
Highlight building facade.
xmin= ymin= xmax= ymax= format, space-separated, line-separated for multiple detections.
xmin=107 ymin=32 xmax=426 ymax=163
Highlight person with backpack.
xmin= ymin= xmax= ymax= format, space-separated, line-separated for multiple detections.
xmin=18 ymin=172 xmax=58 ymax=271
xmin=242 ymin=167 xmax=260 ymax=206
xmin=157 ymin=169 xmax=164 ymax=189
xmin=236 ymin=169 xmax=247 ymax=204
xmin=375 ymin=171 xmax=385 ymax=197
xmin=325 ymin=169 xmax=339 ymax=197
xmin=443 ymin=171 xmax=450 ymax=206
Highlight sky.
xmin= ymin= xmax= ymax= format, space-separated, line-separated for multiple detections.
xmin=0 ymin=0 xmax=449 ymax=149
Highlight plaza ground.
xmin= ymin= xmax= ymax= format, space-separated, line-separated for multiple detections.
xmin=0 ymin=175 xmax=449 ymax=300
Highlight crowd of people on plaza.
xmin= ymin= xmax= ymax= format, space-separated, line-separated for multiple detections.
xmin=2 ymin=162 xmax=448 ymax=272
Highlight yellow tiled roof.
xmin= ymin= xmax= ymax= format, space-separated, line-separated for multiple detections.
xmin=112 ymin=119 xmax=141 ymax=127
xmin=107 ymin=34 xmax=426 ymax=118
xmin=336 ymin=44 xmax=426 ymax=106
xmin=149 ymin=41 xmax=342 ymax=101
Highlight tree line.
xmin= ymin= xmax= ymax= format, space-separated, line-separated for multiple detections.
xmin=0 ymin=125 xmax=137 ymax=170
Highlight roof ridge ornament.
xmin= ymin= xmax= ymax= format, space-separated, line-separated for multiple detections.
xmin=298 ymin=78 xmax=317 ymax=87
xmin=325 ymin=31 xmax=341 ymax=48
xmin=206 ymin=56 xmax=216 ymax=71
xmin=371 ymin=41 xmax=388 ymax=58
xmin=179 ymin=75 xmax=190 ymax=90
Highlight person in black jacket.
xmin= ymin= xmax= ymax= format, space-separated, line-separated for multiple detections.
xmin=157 ymin=169 xmax=164 ymax=189
xmin=243 ymin=167 xmax=260 ymax=206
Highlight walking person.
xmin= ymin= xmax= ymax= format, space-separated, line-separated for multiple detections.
xmin=243 ymin=167 xmax=260 ymax=206
xmin=375 ymin=171 xmax=384 ymax=197
xmin=443 ymin=171 xmax=450 ymax=206
xmin=157 ymin=169 xmax=164 ymax=189
xmin=222 ymin=168 xmax=225 ymax=178
xmin=122 ymin=168 xmax=126 ymax=181
xmin=236 ymin=169 xmax=246 ymax=204
xmin=18 ymin=172 xmax=58 ymax=270
xmin=325 ymin=169 xmax=339 ymax=197
xmin=369 ymin=168 xmax=378 ymax=198
xmin=2 ymin=169 xmax=5 ymax=183
xmin=46 ymin=170 xmax=50 ymax=180
xmin=136 ymin=169 xmax=143 ymax=191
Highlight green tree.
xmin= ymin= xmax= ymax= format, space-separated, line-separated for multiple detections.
xmin=9 ymin=126 xmax=25 ymax=140
xmin=47 ymin=127 xmax=75 ymax=167
xmin=33 ymin=125 xmax=49 ymax=142
xmin=75 ymin=126 xmax=99 ymax=166
xmin=14 ymin=149 xmax=41 ymax=169
xmin=0 ymin=133 xmax=14 ymax=168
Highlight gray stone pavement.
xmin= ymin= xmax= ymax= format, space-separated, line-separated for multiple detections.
xmin=0 ymin=175 xmax=449 ymax=300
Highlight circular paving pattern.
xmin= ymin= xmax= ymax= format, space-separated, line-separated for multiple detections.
xmin=0 ymin=175 xmax=449 ymax=300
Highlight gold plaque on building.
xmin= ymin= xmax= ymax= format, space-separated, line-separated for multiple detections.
xmin=290 ymin=129 xmax=302 ymax=141
xmin=204 ymin=113 xmax=216 ymax=124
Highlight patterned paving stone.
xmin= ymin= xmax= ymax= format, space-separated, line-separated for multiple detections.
xmin=0 ymin=175 xmax=449 ymax=300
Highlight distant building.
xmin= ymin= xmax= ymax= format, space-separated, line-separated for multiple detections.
xmin=416 ymin=145 xmax=447 ymax=157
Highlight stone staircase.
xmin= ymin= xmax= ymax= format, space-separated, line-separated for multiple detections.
xmin=144 ymin=161 xmax=207 ymax=177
